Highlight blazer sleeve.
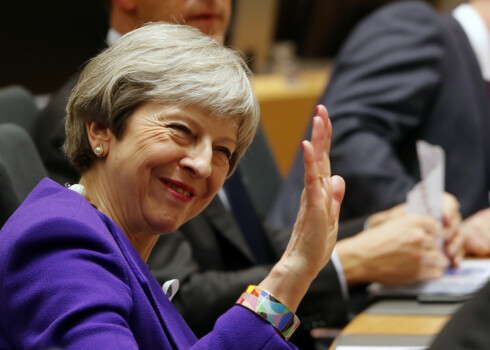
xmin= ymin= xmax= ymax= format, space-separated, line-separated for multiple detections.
xmin=148 ymin=227 xmax=279 ymax=336
xmin=148 ymin=220 xmax=348 ymax=338
xmin=0 ymin=218 xmax=139 ymax=350
xmin=197 ymin=306 xmax=297 ymax=350
xmin=324 ymin=2 xmax=445 ymax=219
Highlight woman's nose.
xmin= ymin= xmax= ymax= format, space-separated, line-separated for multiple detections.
xmin=180 ymin=142 xmax=213 ymax=178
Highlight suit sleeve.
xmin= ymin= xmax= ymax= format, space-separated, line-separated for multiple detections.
xmin=325 ymin=2 xmax=445 ymax=219
xmin=0 ymin=219 xmax=138 ymax=350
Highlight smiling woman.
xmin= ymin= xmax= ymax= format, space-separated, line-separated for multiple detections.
xmin=0 ymin=22 xmax=344 ymax=350
xmin=82 ymin=103 xmax=238 ymax=244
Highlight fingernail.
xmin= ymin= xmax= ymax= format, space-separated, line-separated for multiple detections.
xmin=315 ymin=106 xmax=319 ymax=115
xmin=301 ymin=141 xmax=305 ymax=151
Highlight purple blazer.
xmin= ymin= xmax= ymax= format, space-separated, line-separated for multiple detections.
xmin=0 ymin=178 xmax=296 ymax=350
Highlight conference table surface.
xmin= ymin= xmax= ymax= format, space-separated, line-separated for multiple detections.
xmin=326 ymin=299 xmax=463 ymax=349
xmin=324 ymin=257 xmax=489 ymax=349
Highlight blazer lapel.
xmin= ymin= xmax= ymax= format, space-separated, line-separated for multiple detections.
xmin=101 ymin=214 xmax=198 ymax=348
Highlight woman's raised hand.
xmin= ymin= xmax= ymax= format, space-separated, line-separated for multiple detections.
xmin=259 ymin=105 xmax=345 ymax=311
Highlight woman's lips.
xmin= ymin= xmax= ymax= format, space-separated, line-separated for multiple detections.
xmin=161 ymin=178 xmax=195 ymax=202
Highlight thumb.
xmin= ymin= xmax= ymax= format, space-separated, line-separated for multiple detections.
xmin=332 ymin=175 xmax=345 ymax=204
xmin=331 ymin=175 xmax=345 ymax=219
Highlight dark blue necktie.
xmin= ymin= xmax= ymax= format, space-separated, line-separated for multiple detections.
xmin=223 ymin=169 xmax=273 ymax=264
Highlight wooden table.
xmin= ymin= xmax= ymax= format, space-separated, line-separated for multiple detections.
xmin=324 ymin=314 xmax=450 ymax=349
xmin=324 ymin=299 xmax=460 ymax=349
xmin=340 ymin=314 xmax=450 ymax=336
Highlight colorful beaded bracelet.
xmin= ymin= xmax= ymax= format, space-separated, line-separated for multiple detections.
xmin=236 ymin=285 xmax=300 ymax=341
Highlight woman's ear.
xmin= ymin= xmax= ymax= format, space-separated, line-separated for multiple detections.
xmin=86 ymin=122 xmax=112 ymax=158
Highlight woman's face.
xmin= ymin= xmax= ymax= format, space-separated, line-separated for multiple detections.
xmin=104 ymin=102 xmax=237 ymax=234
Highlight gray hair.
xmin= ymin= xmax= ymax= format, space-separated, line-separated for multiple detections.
xmin=64 ymin=22 xmax=259 ymax=175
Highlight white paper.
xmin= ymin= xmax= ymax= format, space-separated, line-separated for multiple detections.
xmin=369 ymin=259 xmax=490 ymax=298
xmin=405 ymin=140 xmax=445 ymax=222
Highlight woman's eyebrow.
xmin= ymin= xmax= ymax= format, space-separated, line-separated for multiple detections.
xmin=153 ymin=110 xmax=196 ymax=124
xmin=217 ymin=135 xmax=237 ymax=146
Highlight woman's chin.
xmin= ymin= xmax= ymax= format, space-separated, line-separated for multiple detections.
xmin=148 ymin=216 xmax=182 ymax=235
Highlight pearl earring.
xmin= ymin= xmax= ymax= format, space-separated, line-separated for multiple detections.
xmin=94 ymin=144 xmax=104 ymax=157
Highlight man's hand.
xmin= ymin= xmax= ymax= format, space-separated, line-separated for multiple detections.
xmin=367 ymin=192 xmax=463 ymax=266
xmin=336 ymin=215 xmax=449 ymax=285
xmin=441 ymin=193 xmax=464 ymax=265
xmin=460 ymin=208 xmax=490 ymax=256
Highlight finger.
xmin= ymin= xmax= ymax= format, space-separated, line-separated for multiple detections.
xmin=420 ymin=249 xmax=450 ymax=269
xmin=467 ymin=233 xmax=490 ymax=257
xmin=331 ymin=175 xmax=345 ymax=220
xmin=447 ymin=210 xmax=462 ymax=230
xmin=445 ymin=231 xmax=465 ymax=267
xmin=420 ymin=233 xmax=442 ymax=250
xmin=465 ymin=235 xmax=485 ymax=257
xmin=303 ymin=141 xmax=328 ymax=208
xmin=417 ymin=249 xmax=449 ymax=282
xmin=306 ymin=116 xmax=331 ymax=202
xmin=315 ymin=105 xmax=332 ymax=177
xmin=315 ymin=105 xmax=331 ymax=150
xmin=462 ymin=225 xmax=490 ymax=256
xmin=310 ymin=116 xmax=326 ymax=165
xmin=446 ymin=230 xmax=465 ymax=258
xmin=453 ymin=247 xmax=465 ymax=267
xmin=407 ymin=215 xmax=444 ymax=237
xmin=302 ymin=140 xmax=321 ymax=186
xmin=304 ymin=117 xmax=326 ymax=186
xmin=443 ymin=213 xmax=461 ymax=242
xmin=442 ymin=192 xmax=460 ymax=221
xmin=418 ymin=265 xmax=446 ymax=281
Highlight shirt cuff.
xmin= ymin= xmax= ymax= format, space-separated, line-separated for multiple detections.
xmin=330 ymin=248 xmax=349 ymax=300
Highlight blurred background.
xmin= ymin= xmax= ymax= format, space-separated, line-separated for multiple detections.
xmin=0 ymin=0 xmax=465 ymax=174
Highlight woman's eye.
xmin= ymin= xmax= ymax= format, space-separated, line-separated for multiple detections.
xmin=168 ymin=124 xmax=192 ymax=135
xmin=215 ymin=146 xmax=232 ymax=159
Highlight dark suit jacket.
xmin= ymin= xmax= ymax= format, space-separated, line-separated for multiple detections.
xmin=429 ymin=279 xmax=490 ymax=349
xmin=1 ymin=179 xmax=296 ymax=349
xmin=270 ymin=1 xmax=490 ymax=226
xmin=147 ymin=195 xmax=351 ymax=345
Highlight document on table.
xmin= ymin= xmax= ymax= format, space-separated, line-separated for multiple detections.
xmin=369 ymin=259 xmax=490 ymax=300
